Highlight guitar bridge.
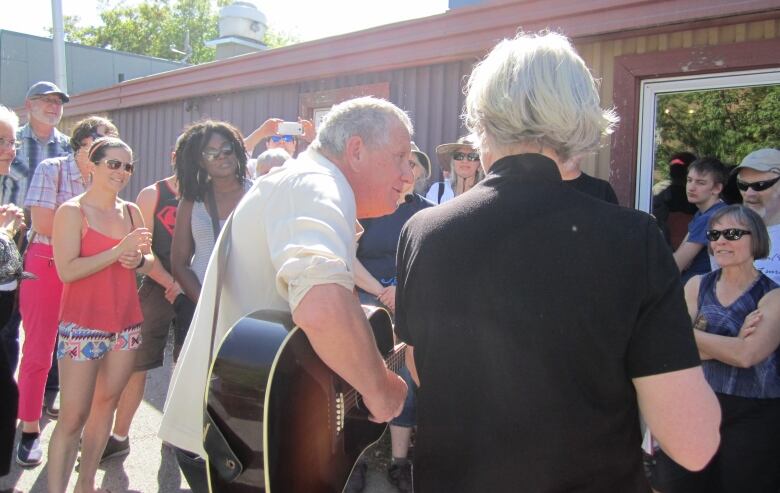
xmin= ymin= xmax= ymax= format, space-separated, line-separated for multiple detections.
xmin=336 ymin=392 xmax=345 ymax=433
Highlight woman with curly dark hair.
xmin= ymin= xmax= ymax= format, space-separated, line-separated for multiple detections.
xmin=170 ymin=120 xmax=250 ymax=354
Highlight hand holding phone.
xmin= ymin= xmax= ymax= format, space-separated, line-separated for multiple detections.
xmin=277 ymin=121 xmax=303 ymax=136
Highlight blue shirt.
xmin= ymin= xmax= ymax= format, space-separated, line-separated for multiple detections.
xmin=682 ymin=200 xmax=726 ymax=284
xmin=698 ymin=269 xmax=780 ymax=398
xmin=357 ymin=193 xmax=433 ymax=288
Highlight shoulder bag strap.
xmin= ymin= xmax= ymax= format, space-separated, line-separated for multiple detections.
xmin=207 ymin=211 xmax=232 ymax=365
xmin=437 ymin=181 xmax=445 ymax=204
xmin=205 ymin=185 xmax=221 ymax=241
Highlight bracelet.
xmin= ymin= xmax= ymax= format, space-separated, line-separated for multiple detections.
xmin=135 ymin=256 xmax=146 ymax=269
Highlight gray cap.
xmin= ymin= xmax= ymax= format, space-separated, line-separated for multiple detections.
xmin=25 ymin=81 xmax=70 ymax=103
xmin=735 ymin=148 xmax=780 ymax=174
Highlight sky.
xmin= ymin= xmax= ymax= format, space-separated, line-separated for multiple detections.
xmin=0 ymin=0 xmax=450 ymax=43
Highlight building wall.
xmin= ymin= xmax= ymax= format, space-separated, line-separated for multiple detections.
xmin=58 ymin=17 xmax=780 ymax=202
xmin=575 ymin=18 xmax=780 ymax=184
xmin=86 ymin=59 xmax=476 ymax=200
xmin=0 ymin=30 xmax=185 ymax=108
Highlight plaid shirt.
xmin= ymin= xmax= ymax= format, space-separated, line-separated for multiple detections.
xmin=24 ymin=155 xmax=87 ymax=245
xmin=0 ymin=124 xmax=71 ymax=207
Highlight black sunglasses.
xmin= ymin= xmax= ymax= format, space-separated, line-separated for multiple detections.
xmin=705 ymin=228 xmax=751 ymax=242
xmin=736 ymin=175 xmax=780 ymax=192
xmin=453 ymin=151 xmax=480 ymax=162
xmin=202 ymin=142 xmax=235 ymax=161
xmin=100 ymin=158 xmax=135 ymax=173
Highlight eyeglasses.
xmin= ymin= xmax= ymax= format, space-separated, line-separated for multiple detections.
xmin=0 ymin=138 xmax=19 ymax=150
xmin=202 ymin=143 xmax=234 ymax=161
xmin=100 ymin=159 xmax=135 ymax=173
xmin=270 ymin=135 xmax=295 ymax=143
xmin=452 ymin=151 xmax=480 ymax=162
xmin=32 ymin=96 xmax=64 ymax=106
xmin=736 ymin=175 xmax=780 ymax=192
xmin=705 ymin=228 xmax=752 ymax=241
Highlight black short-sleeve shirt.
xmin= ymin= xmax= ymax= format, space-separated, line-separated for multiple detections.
xmin=395 ymin=154 xmax=700 ymax=493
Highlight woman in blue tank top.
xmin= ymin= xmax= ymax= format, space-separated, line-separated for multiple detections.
xmin=667 ymin=204 xmax=780 ymax=492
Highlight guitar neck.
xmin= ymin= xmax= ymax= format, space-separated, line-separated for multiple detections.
xmin=385 ymin=342 xmax=407 ymax=373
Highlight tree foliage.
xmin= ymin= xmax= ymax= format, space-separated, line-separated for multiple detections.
xmin=53 ymin=0 xmax=298 ymax=64
xmin=655 ymin=85 xmax=780 ymax=178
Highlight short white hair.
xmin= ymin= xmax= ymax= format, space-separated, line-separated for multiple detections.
xmin=257 ymin=148 xmax=290 ymax=167
xmin=311 ymin=97 xmax=413 ymax=155
xmin=464 ymin=32 xmax=618 ymax=161
xmin=0 ymin=105 xmax=19 ymax=133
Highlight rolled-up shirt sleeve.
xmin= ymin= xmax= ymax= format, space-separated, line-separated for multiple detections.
xmin=267 ymin=172 xmax=356 ymax=312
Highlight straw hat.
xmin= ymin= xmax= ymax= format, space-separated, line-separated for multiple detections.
xmin=435 ymin=136 xmax=477 ymax=171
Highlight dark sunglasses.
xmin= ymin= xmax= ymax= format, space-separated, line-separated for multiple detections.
xmin=705 ymin=228 xmax=751 ymax=242
xmin=270 ymin=135 xmax=295 ymax=143
xmin=453 ymin=151 xmax=480 ymax=162
xmin=202 ymin=142 xmax=235 ymax=161
xmin=736 ymin=175 xmax=780 ymax=192
xmin=100 ymin=158 xmax=135 ymax=173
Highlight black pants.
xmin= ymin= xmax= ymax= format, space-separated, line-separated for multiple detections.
xmin=172 ymin=295 xmax=196 ymax=362
xmin=647 ymin=393 xmax=780 ymax=493
xmin=0 ymin=291 xmax=18 ymax=373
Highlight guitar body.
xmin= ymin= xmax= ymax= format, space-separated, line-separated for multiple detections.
xmin=205 ymin=307 xmax=396 ymax=493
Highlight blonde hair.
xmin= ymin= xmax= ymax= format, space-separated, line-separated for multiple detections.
xmin=464 ymin=32 xmax=618 ymax=162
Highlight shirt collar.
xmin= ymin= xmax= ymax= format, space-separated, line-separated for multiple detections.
xmin=64 ymin=155 xmax=85 ymax=184
xmin=20 ymin=123 xmax=59 ymax=145
xmin=487 ymin=153 xmax=563 ymax=183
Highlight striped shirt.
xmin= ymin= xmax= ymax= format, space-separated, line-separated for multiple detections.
xmin=24 ymin=155 xmax=87 ymax=245
xmin=0 ymin=124 xmax=71 ymax=207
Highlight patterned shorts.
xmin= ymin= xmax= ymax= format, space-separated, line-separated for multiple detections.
xmin=57 ymin=322 xmax=142 ymax=361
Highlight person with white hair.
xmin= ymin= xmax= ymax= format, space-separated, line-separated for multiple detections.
xmin=159 ymin=96 xmax=411 ymax=490
xmin=394 ymin=32 xmax=721 ymax=492
xmin=0 ymin=104 xmax=24 ymax=493
xmin=251 ymin=147 xmax=291 ymax=178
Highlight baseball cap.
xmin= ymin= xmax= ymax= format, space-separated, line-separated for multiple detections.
xmin=26 ymin=81 xmax=70 ymax=103
xmin=734 ymin=148 xmax=780 ymax=174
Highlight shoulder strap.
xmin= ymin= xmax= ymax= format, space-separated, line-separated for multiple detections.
xmin=125 ymin=203 xmax=135 ymax=229
xmin=205 ymin=185 xmax=221 ymax=241
xmin=207 ymin=211 xmax=233 ymax=365
xmin=437 ymin=181 xmax=445 ymax=204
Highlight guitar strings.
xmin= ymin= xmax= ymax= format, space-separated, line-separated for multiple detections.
xmin=342 ymin=346 xmax=407 ymax=413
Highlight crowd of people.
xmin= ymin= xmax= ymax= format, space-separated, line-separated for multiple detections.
xmin=0 ymin=28 xmax=778 ymax=493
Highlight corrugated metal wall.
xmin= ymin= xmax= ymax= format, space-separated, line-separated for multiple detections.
xmin=58 ymin=18 xmax=779 ymax=201
xmin=89 ymin=58 xmax=476 ymax=200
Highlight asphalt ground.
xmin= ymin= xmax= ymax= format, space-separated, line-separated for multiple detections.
xmin=1 ymin=338 xmax=398 ymax=493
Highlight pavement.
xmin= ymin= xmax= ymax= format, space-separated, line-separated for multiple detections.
xmin=0 ymin=341 xmax=399 ymax=493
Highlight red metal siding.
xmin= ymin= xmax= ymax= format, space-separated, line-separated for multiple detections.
xmin=111 ymin=59 xmax=476 ymax=200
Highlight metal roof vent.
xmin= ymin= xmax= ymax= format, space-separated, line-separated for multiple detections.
xmin=206 ymin=1 xmax=268 ymax=60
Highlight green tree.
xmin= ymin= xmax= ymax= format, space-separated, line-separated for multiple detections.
xmin=654 ymin=85 xmax=780 ymax=178
xmin=52 ymin=0 xmax=298 ymax=65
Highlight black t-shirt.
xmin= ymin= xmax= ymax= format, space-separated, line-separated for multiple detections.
xmin=565 ymin=171 xmax=619 ymax=204
xmin=395 ymin=154 xmax=700 ymax=493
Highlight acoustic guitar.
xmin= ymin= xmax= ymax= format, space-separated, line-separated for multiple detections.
xmin=204 ymin=305 xmax=406 ymax=493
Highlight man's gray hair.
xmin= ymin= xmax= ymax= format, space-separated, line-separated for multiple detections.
xmin=0 ymin=106 xmax=19 ymax=133
xmin=464 ymin=31 xmax=619 ymax=162
xmin=257 ymin=148 xmax=291 ymax=168
xmin=311 ymin=97 xmax=413 ymax=155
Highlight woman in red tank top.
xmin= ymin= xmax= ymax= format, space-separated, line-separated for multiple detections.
xmin=47 ymin=137 xmax=154 ymax=493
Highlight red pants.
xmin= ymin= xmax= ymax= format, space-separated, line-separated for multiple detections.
xmin=17 ymin=243 xmax=63 ymax=422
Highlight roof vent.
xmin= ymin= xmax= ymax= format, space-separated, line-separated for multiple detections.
xmin=206 ymin=1 xmax=268 ymax=60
